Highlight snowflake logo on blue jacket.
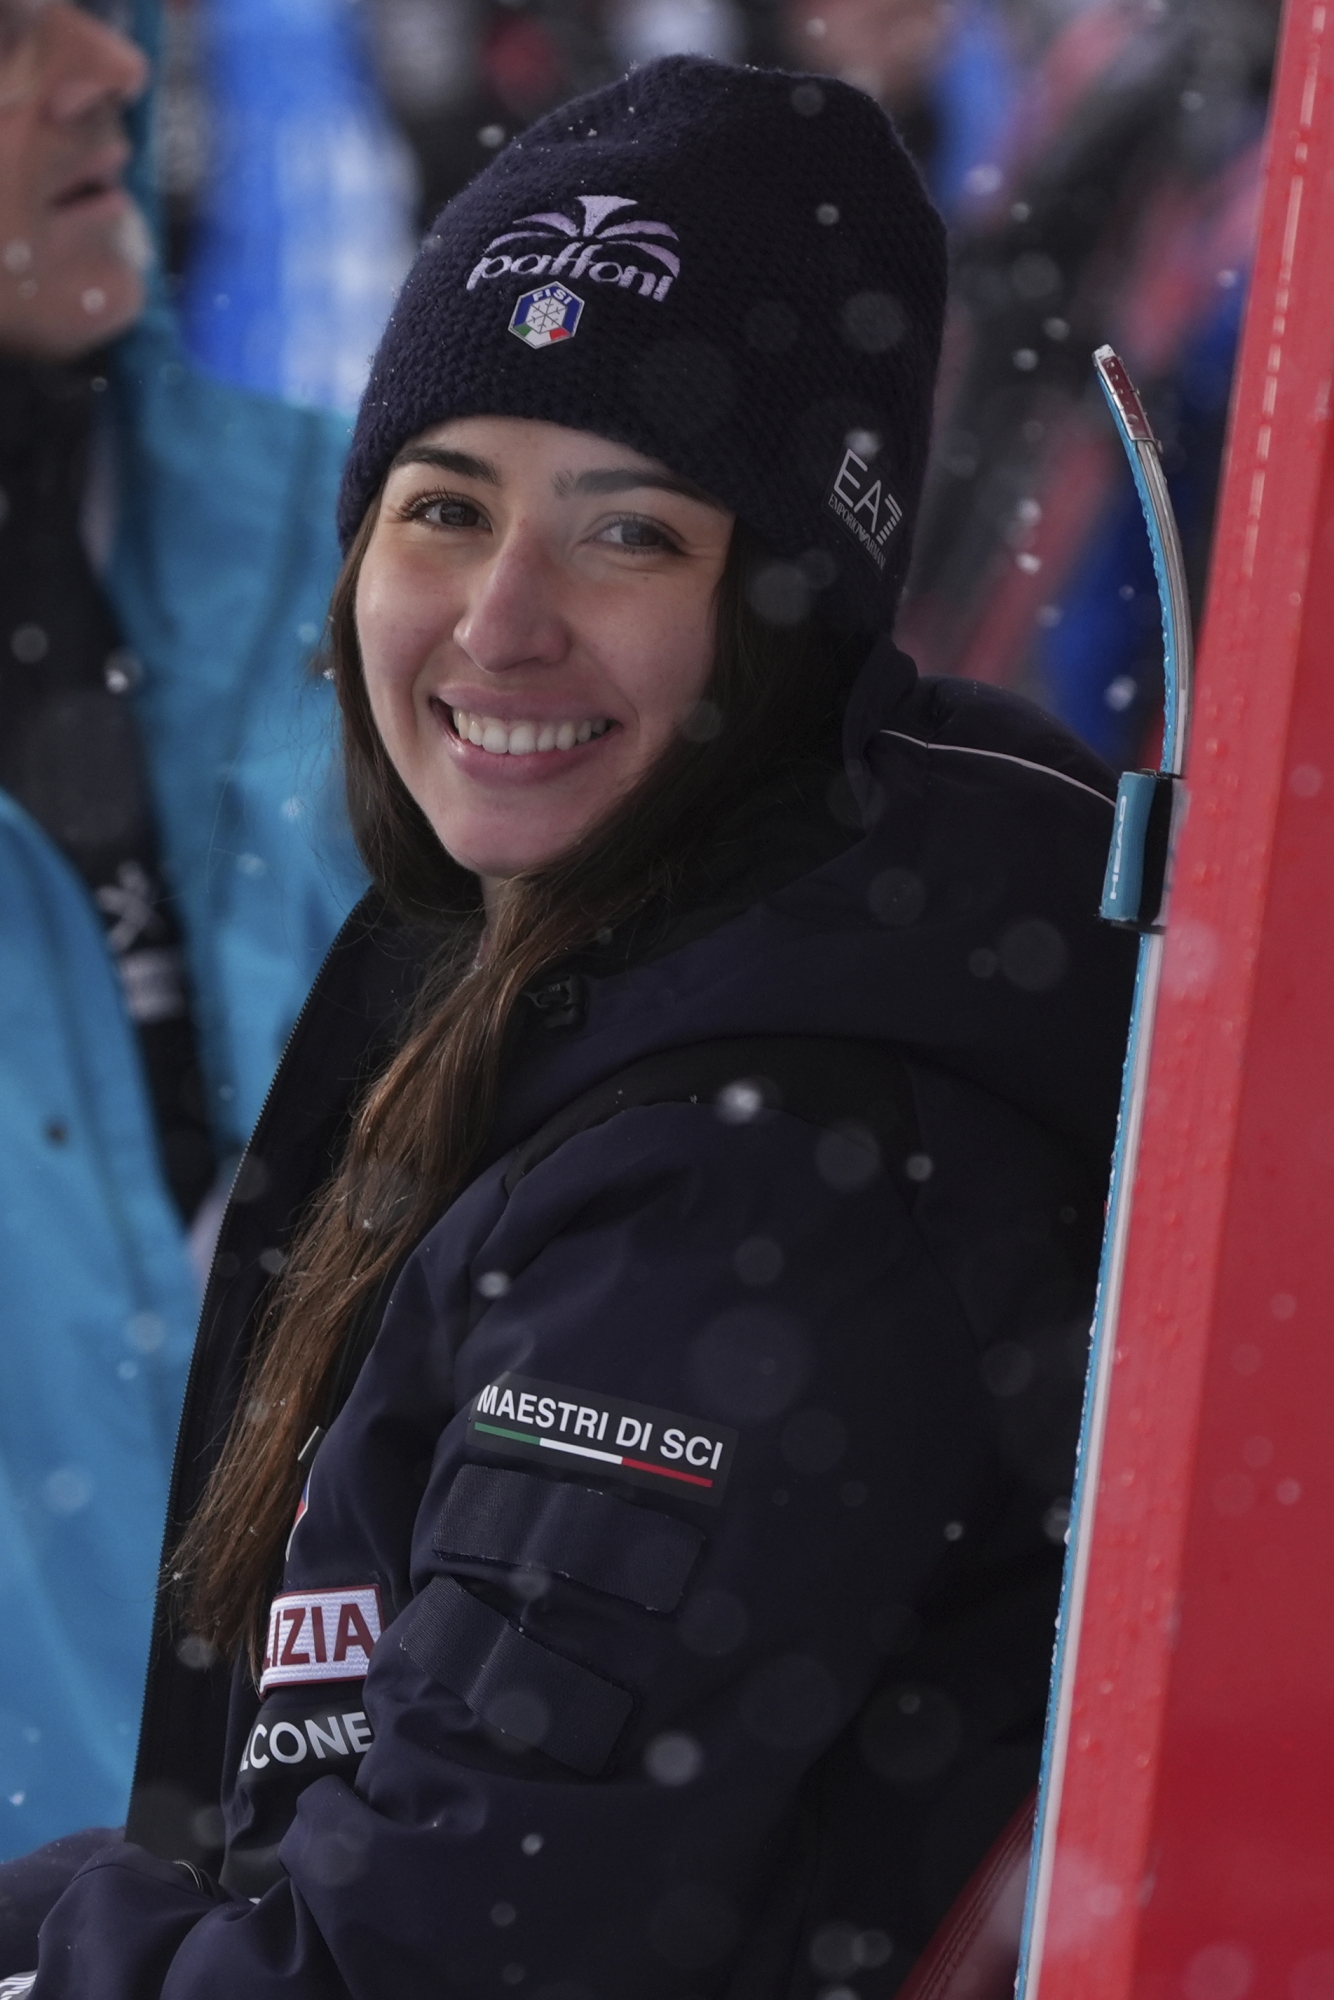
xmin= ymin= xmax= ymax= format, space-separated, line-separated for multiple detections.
xmin=509 ymin=282 xmax=585 ymax=349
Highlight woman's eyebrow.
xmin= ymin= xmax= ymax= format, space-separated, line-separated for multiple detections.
xmin=554 ymin=466 xmax=727 ymax=509
xmin=388 ymin=446 xmax=500 ymax=483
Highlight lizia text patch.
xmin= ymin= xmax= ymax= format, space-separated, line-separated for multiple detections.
xmin=260 ymin=1585 xmax=384 ymax=1692
xmin=468 ymin=1372 xmax=736 ymax=1505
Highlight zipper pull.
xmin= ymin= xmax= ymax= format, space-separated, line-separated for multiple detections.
xmin=297 ymin=1426 xmax=326 ymax=1470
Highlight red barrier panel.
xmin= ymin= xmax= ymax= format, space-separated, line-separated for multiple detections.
xmin=1025 ymin=2 xmax=1334 ymax=1994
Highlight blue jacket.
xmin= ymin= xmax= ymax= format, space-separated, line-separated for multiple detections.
xmin=0 ymin=303 xmax=363 ymax=1856
xmin=5 ymin=647 xmax=1136 ymax=1993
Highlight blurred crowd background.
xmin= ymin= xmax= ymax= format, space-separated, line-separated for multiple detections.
xmin=158 ymin=0 xmax=1277 ymax=767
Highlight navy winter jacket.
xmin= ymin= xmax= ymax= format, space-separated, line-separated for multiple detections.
xmin=6 ymin=641 xmax=1137 ymax=1998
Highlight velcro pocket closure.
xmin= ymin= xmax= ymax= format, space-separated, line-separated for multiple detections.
xmin=434 ymin=1463 xmax=703 ymax=1613
xmin=402 ymin=1576 xmax=634 ymax=1776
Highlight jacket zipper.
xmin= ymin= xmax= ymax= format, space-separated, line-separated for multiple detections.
xmin=129 ymin=889 xmax=382 ymax=1808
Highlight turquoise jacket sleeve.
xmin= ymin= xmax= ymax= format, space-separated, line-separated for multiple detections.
xmin=0 ymin=313 xmax=366 ymax=1856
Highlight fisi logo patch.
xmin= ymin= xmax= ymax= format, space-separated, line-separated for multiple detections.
xmin=509 ymin=283 xmax=584 ymax=349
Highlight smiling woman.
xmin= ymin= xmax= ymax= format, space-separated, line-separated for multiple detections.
xmin=356 ymin=419 xmax=735 ymax=894
xmin=0 ymin=51 xmax=1138 ymax=2000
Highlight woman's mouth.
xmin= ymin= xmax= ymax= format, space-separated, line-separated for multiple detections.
xmin=447 ymin=707 xmax=614 ymax=756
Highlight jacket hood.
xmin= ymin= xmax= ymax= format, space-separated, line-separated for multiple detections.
xmin=486 ymin=641 xmax=1136 ymax=1178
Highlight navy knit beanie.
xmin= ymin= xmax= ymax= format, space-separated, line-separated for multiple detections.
xmin=339 ymin=56 xmax=946 ymax=633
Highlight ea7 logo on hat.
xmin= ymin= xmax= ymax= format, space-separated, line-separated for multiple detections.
xmin=469 ymin=194 xmax=680 ymax=303
xmin=510 ymin=283 xmax=584 ymax=349
xmin=826 ymin=439 xmax=903 ymax=574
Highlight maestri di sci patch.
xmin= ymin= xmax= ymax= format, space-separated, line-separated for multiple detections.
xmin=467 ymin=1372 xmax=737 ymax=1505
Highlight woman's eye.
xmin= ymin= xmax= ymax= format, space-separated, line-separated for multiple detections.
xmin=402 ymin=492 xmax=486 ymax=530
xmin=599 ymin=516 xmax=678 ymax=553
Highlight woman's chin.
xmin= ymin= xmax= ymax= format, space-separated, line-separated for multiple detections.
xmin=430 ymin=817 xmax=596 ymax=887
xmin=421 ymin=768 xmax=636 ymax=887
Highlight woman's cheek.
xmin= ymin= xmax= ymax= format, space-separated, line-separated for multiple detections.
xmin=361 ymin=603 xmax=447 ymax=716
xmin=615 ymin=600 xmax=716 ymax=737
xmin=358 ymin=543 xmax=446 ymax=673
xmin=359 ymin=634 xmax=424 ymax=761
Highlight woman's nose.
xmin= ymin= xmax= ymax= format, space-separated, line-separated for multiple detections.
xmin=453 ymin=530 xmax=570 ymax=676
xmin=47 ymin=2 xmax=149 ymax=125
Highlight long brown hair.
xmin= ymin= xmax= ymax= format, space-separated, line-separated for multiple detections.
xmin=179 ymin=499 xmax=859 ymax=1666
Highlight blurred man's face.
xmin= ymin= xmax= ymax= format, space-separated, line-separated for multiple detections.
xmin=788 ymin=0 xmax=949 ymax=120
xmin=0 ymin=0 xmax=149 ymax=360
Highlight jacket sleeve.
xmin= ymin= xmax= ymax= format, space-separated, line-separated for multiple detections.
xmin=32 ymin=1074 xmax=1092 ymax=2000
xmin=0 ymin=1830 xmax=121 ymax=1976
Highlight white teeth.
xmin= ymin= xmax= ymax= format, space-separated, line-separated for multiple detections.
xmin=450 ymin=709 xmax=609 ymax=756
